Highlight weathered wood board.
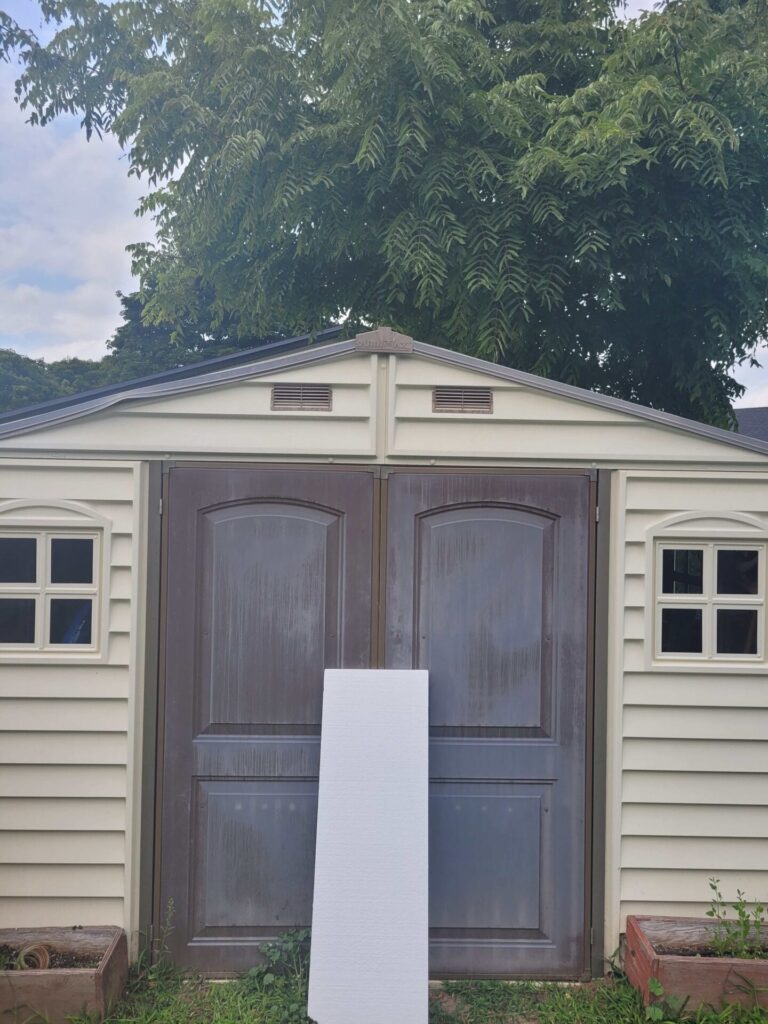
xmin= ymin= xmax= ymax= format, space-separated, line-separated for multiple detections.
xmin=307 ymin=669 xmax=429 ymax=1024
xmin=625 ymin=916 xmax=768 ymax=1010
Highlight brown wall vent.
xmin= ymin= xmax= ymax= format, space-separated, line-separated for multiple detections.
xmin=271 ymin=383 xmax=333 ymax=411
xmin=432 ymin=386 xmax=493 ymax=414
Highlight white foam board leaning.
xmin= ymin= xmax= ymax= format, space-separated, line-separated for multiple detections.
xmin=307 ymin=668 xmax=429 ymax=1024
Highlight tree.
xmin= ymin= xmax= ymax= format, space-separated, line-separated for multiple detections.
xmin=3 ymin=0 xmax=768 ymax=425
xmin=0 ymin=349 xmax=65 ymax=413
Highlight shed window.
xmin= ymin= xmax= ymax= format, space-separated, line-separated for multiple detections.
xmin=0 ymin=532 xmax=98 ymax=649
xmin=656 ymin=543 xmax=764 ymax=660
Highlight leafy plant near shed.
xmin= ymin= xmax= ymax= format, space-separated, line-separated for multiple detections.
xmin=707 ymin=879 xmax=767 ymax=960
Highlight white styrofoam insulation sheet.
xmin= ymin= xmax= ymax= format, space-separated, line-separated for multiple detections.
xmin=307 ymin=668 xmax=429 ymax=1024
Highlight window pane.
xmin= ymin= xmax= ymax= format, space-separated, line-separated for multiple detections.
xmin=661 ymin=607 xmax=703 ymax=653
xmin=0 ymin=538 xmax=36 ymax=583
xmin=50 ymin=599 xmax=92 ymax=645
xmin=0 ymin=598 xmax=36 ymax=643
xmin=662 ymin=549 xmax=703 ymax=594
xmin=716 ymin=608 xmax=758 ymax=655
xmin=717 ymin=549 xmax=759 ymax=595
xmin=51 ymin=538 xmax=94 ymax=585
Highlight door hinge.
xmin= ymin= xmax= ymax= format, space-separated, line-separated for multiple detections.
xmin=590 ymin=926 xmax=594 ymax=947
xmin=158 ymin=497 xmax=163 ymax=517
xmin=595 ymin=506 xmax=600 ymax=523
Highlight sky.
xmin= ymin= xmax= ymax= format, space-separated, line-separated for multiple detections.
xmin=2 ymin=0 xmax=767 ymax=404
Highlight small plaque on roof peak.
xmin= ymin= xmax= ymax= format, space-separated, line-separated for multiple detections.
xmin=354 ymin=326 xmax=413 ymax=353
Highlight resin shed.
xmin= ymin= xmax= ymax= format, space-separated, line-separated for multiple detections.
xmin=1 ymin=326 xmax=767 ymax=980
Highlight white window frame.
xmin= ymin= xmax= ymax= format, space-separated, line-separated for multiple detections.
xmin=654 ymin=540 xmax=765 ymax=663
xmin=0 ymin=529 xmax=101 ymax=653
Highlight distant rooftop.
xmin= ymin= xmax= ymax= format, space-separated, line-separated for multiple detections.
xmin=736 ymin=406 xmax=768 ymax=442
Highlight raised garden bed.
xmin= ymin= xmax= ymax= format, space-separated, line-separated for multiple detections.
xmin=0 ymin=926 xmax=128 ymax=1024
xmin=625 ymin=915 xmax=768 ymax=1011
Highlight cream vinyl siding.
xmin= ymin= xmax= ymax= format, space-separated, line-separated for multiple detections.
xmin=0 ymin=350 xmax=762 ymax=467
xmin=0 ymin=460 xmax=145 ymax=937
xmin=606 ymin=471 xmax=768 ymax=955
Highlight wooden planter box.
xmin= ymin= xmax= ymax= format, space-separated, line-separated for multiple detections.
xmin=0 ymin=926 xmax=128 ymax=1024
xmin=625 ymin=915 xmax=768 ymax=1011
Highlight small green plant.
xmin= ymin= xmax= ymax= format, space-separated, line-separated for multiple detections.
xmin=645 ymin=977 xmax=689 ymax=1022
xmin=707 ymin=878 xmax=767 ymax=960
xmin=245 ymin=928 xmax=311 ymax=992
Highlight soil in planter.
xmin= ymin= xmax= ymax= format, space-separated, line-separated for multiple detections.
xmin=0 ymin=943 xmax=102 ymax=970
xmin=654 ymin=942 xmax=768 ymax=958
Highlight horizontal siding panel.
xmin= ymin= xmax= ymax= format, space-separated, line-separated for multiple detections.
xmin=622 ymin=836 xmax=768 ymax=871
xmin=621 ymin=868 xmax=768 ymax=904
xmin=390 ymin=420 xmax=759 ymax=463
xmin=622 ymin=771 xmax=768 ymax=806
xmin=0 ymin=732 xmax=127 ymax=765
xmin=128 ymin=386 xmax=371 ymax=418
xmin=0 ymin=765 xmax=126 ymax=798
xmin=625 ymin=477 xmax=768 ymax=513
xmin=0 ymin=798 xmax=125 ymax=831
xmin=620 ymin=901 xmax=712 ymax=924
xmin=14 ymin=412 xmax=375 ymax=456
xmin=0 ymin=668 xmax=128 ymax=700
xmin=0 ymin=699 xmax=128 ymax=733
xmin=624 ymin=674 xmax=768 ymax=708
xmin=624 ymin=706 xmax=768 ymax=741
xmin=624 ymin=738 xmax=768 ymax=773
xmin=0 ymin=466 xmax=135 ymax=501
xmin=0 ymin=897 xmax=124 ymax=928
xmin=623 ymin=803 xmax=768 ymax=838
xmin=0 ymin=831 xmax=124 ymax=865
xmin=0 ymin=864 xmax=124 ymax=898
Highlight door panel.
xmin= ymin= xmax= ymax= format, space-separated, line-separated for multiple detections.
xmin=385 ymin=472 xmax=591 ymax=977
xmin=160 ymin=467 xmax=374 ymax=972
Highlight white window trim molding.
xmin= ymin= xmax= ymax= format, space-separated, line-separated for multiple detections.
xmin=644 ymin=511 xmax=768 ymax=673
xmin=0 ymin=499 xmax=111 ymax=664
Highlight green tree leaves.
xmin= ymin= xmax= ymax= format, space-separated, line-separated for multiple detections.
xmin=3 ymin=0 xmax=768 ymax=424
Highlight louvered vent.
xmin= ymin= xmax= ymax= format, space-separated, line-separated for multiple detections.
xmin=271 ymin=383 xmax=333 ymax=411
xmin=432 ymin=386 xmax=493 ymax=414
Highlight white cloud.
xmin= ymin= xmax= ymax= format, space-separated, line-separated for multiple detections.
xmin=0 ymin=57 xmax=154 ymax=362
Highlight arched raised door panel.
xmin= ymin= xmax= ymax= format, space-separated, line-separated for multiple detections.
xmin=412 ymin=503 xmax=556 ymax=736
xmin=196 ymin=501 xmax=345 ymax=734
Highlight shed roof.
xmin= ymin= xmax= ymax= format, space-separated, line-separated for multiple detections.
xmin=1 ymin=325 xmax=768 ymax=461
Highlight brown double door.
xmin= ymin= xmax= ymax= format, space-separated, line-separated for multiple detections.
xmin=159 ymin=466 xmax=592 ymax=977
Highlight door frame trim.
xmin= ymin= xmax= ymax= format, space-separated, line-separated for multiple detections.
xmin=141 ymin=461 xmax=606 ymax=978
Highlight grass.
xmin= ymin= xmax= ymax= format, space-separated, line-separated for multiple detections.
xmin=70 ymin=967 xmax=768 ymax=1024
